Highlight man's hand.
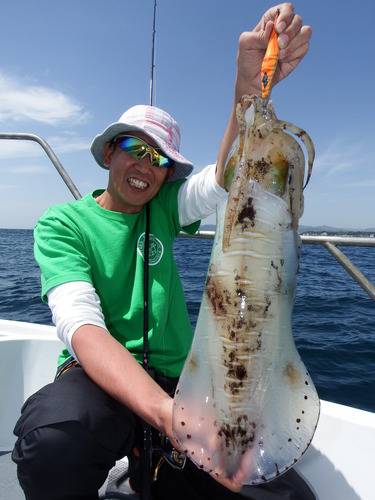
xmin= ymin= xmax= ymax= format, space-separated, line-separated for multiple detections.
xmin=235 ymin=2 xmax=312 ymax=100
xmin=216 ymin=3 xmax=312 ymax=187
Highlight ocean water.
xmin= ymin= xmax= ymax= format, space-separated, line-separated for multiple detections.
xmin=1 ymin=228 xmax=374 ymax=412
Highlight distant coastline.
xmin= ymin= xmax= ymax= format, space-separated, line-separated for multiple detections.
xmin=200 ymin=224 xmax=375 ymax=238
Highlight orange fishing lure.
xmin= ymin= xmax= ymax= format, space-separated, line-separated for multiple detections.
xmin=261 ymin=16 xmax=280 ymax=100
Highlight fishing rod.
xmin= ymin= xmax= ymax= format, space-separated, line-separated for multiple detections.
xmin=149 ymin=0 xmax=157 ymax=106
xmin=141 ymin=1 xmax=157 ymax=499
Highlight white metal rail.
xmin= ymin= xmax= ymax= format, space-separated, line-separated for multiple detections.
xmin=180 ymin=231 xmax=375 ymax=301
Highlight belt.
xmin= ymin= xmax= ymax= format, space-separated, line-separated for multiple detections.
xmin=54 ymin=356 xmax=80 ymax=380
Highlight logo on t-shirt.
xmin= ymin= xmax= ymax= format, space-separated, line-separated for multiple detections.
xmin=137 ymin=233 xmax=164 ymax=265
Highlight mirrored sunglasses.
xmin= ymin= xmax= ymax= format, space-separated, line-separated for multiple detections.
xmin=114 ymin=135 xmax=175 ymax=168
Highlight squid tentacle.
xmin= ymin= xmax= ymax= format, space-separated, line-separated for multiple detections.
xmin=275 ymin=120 xmax=315 ymax=189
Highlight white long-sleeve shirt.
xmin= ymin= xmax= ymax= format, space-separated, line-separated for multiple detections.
xmin=48 ymin=164 xmax=227 ymax=359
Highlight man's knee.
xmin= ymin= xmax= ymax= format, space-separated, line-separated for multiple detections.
xmin=12 ymin=421 xmax=115 ymax=498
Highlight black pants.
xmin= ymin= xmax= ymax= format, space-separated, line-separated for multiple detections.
xmin=12 ymin=365 xmax=315 ymax=500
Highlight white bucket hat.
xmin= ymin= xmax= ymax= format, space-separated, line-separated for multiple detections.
xmin=91 ymin=105 xmax=194 ymax=182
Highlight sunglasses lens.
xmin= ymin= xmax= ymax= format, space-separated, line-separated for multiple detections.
xmin=117 ymin=136 xmax=174 ymax=168
xmin=159 ymin=155 xmax=174 ymax=168
xmin=118 ymin=137 xmax=145 ymax=159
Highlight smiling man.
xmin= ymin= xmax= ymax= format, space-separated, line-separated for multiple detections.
xmin=12 ymin=4 xmax=314 ymax=500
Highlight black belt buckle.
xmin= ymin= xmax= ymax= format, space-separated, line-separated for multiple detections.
xmin=159 ymin=435 xmax=186 ymax=471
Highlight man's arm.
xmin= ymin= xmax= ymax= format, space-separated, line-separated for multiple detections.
xmin=48 ymin=281 xmax=174 ymax=438
xmin=72 ymin=325 xmax=174 ymax=437
xmin=215 ymin=3 xmax=312 ymax=187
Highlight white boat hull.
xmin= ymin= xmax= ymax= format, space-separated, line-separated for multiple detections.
xmin=0 ymin=319 xmax=374 ymax=499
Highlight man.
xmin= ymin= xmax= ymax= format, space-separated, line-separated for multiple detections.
xmin=12 ymin=4 xmax=313 ymax=499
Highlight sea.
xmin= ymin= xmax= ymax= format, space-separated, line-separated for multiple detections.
xmin=1 ymin=228 xmax=374 ymax=412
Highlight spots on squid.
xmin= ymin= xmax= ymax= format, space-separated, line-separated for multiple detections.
xmin=187 ymin=354 xmax=198 ymax=373
xmin=227 ymin=364 xmax=247 ymax=381
xmin=217 ymin=415 xmax=256 ymax=450
xmin=263 ymin=296 xmax=271 ymax=315
xmin=205 ymin=275 xmax=228 ymax=316
xmin=180 ymin=421 xmax=186 ymax=426
xmin=296 ymin=130 xmax=306 ymax=138
xmin=187 ymin=434 xmax=191 ymax=439
xmin=270 ymin=260 xmax=282 ymax=292
xmin=283 ymin=362 xmax=301 ymax=386
xmin=253 ymin=158 xmax=271 ymax=178
xmin=237 ymin=196 xmax=256 ymax=230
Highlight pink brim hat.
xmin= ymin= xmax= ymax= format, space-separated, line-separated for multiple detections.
xmin=90 ymin=105 xmax=194 ymax=182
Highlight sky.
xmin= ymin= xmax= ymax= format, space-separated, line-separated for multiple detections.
xmin=0 ymin=0 xmax=374 ymax=229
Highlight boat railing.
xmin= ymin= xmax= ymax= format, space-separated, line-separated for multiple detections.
xmin=1 ymin=132 xmax=374 ymax=301
xmin=181 ymin=231 xmax=375 ymax=301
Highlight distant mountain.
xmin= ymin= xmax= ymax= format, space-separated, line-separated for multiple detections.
xmin=299 ymin=225 xmax=375 ymax=233
xmin=201 ymin=224 xmax=375 ymax=234
xmin=200 ymin=224 xmax=216 ymax=232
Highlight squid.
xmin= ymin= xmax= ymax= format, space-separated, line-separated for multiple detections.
xmin=172 ymin=17 xmax=319 ymax=486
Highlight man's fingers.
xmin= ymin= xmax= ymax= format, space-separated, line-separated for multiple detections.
xmin=279 ymin=26 xmax=312 ymax=61
xmin=238 ymin=27 xmax=271 ymax=52
xmin=276 ymin=42 xmax=310 ymax=80
xmin=275 ymin=3 xmax=295 ymax=33
xmin=280 ymin=43 xmax=310 ymax=71
xmin=254 ymin=3 xmax=294 ymax=33
xmin=278 ymin=14 xmax=303 ymax=49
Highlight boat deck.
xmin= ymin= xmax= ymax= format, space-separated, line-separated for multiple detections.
xmin=0 ymin=451 xmax=136 ymax=499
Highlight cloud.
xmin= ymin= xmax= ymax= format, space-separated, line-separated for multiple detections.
xmin=341 ymin=179 xmax=375 ymax=188
xmin=0 ymin=71 xmax=88 ymax=125
xmin=47 ymin=135 xmax=90 ymax=154
xmin=0 ymin=134 xmax=89 ymax=160
xmin=314 ymin=139 xmax=373 ymax=177
xmin=8 ymin=164 xmax=48 ymax=174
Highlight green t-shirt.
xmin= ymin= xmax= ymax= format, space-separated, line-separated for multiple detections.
xmin=34 ymin=180 xmax=200 ymax=377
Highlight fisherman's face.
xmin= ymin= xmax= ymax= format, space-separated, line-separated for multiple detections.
xmin=103 ymin=131 xmax=174 ymax=213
